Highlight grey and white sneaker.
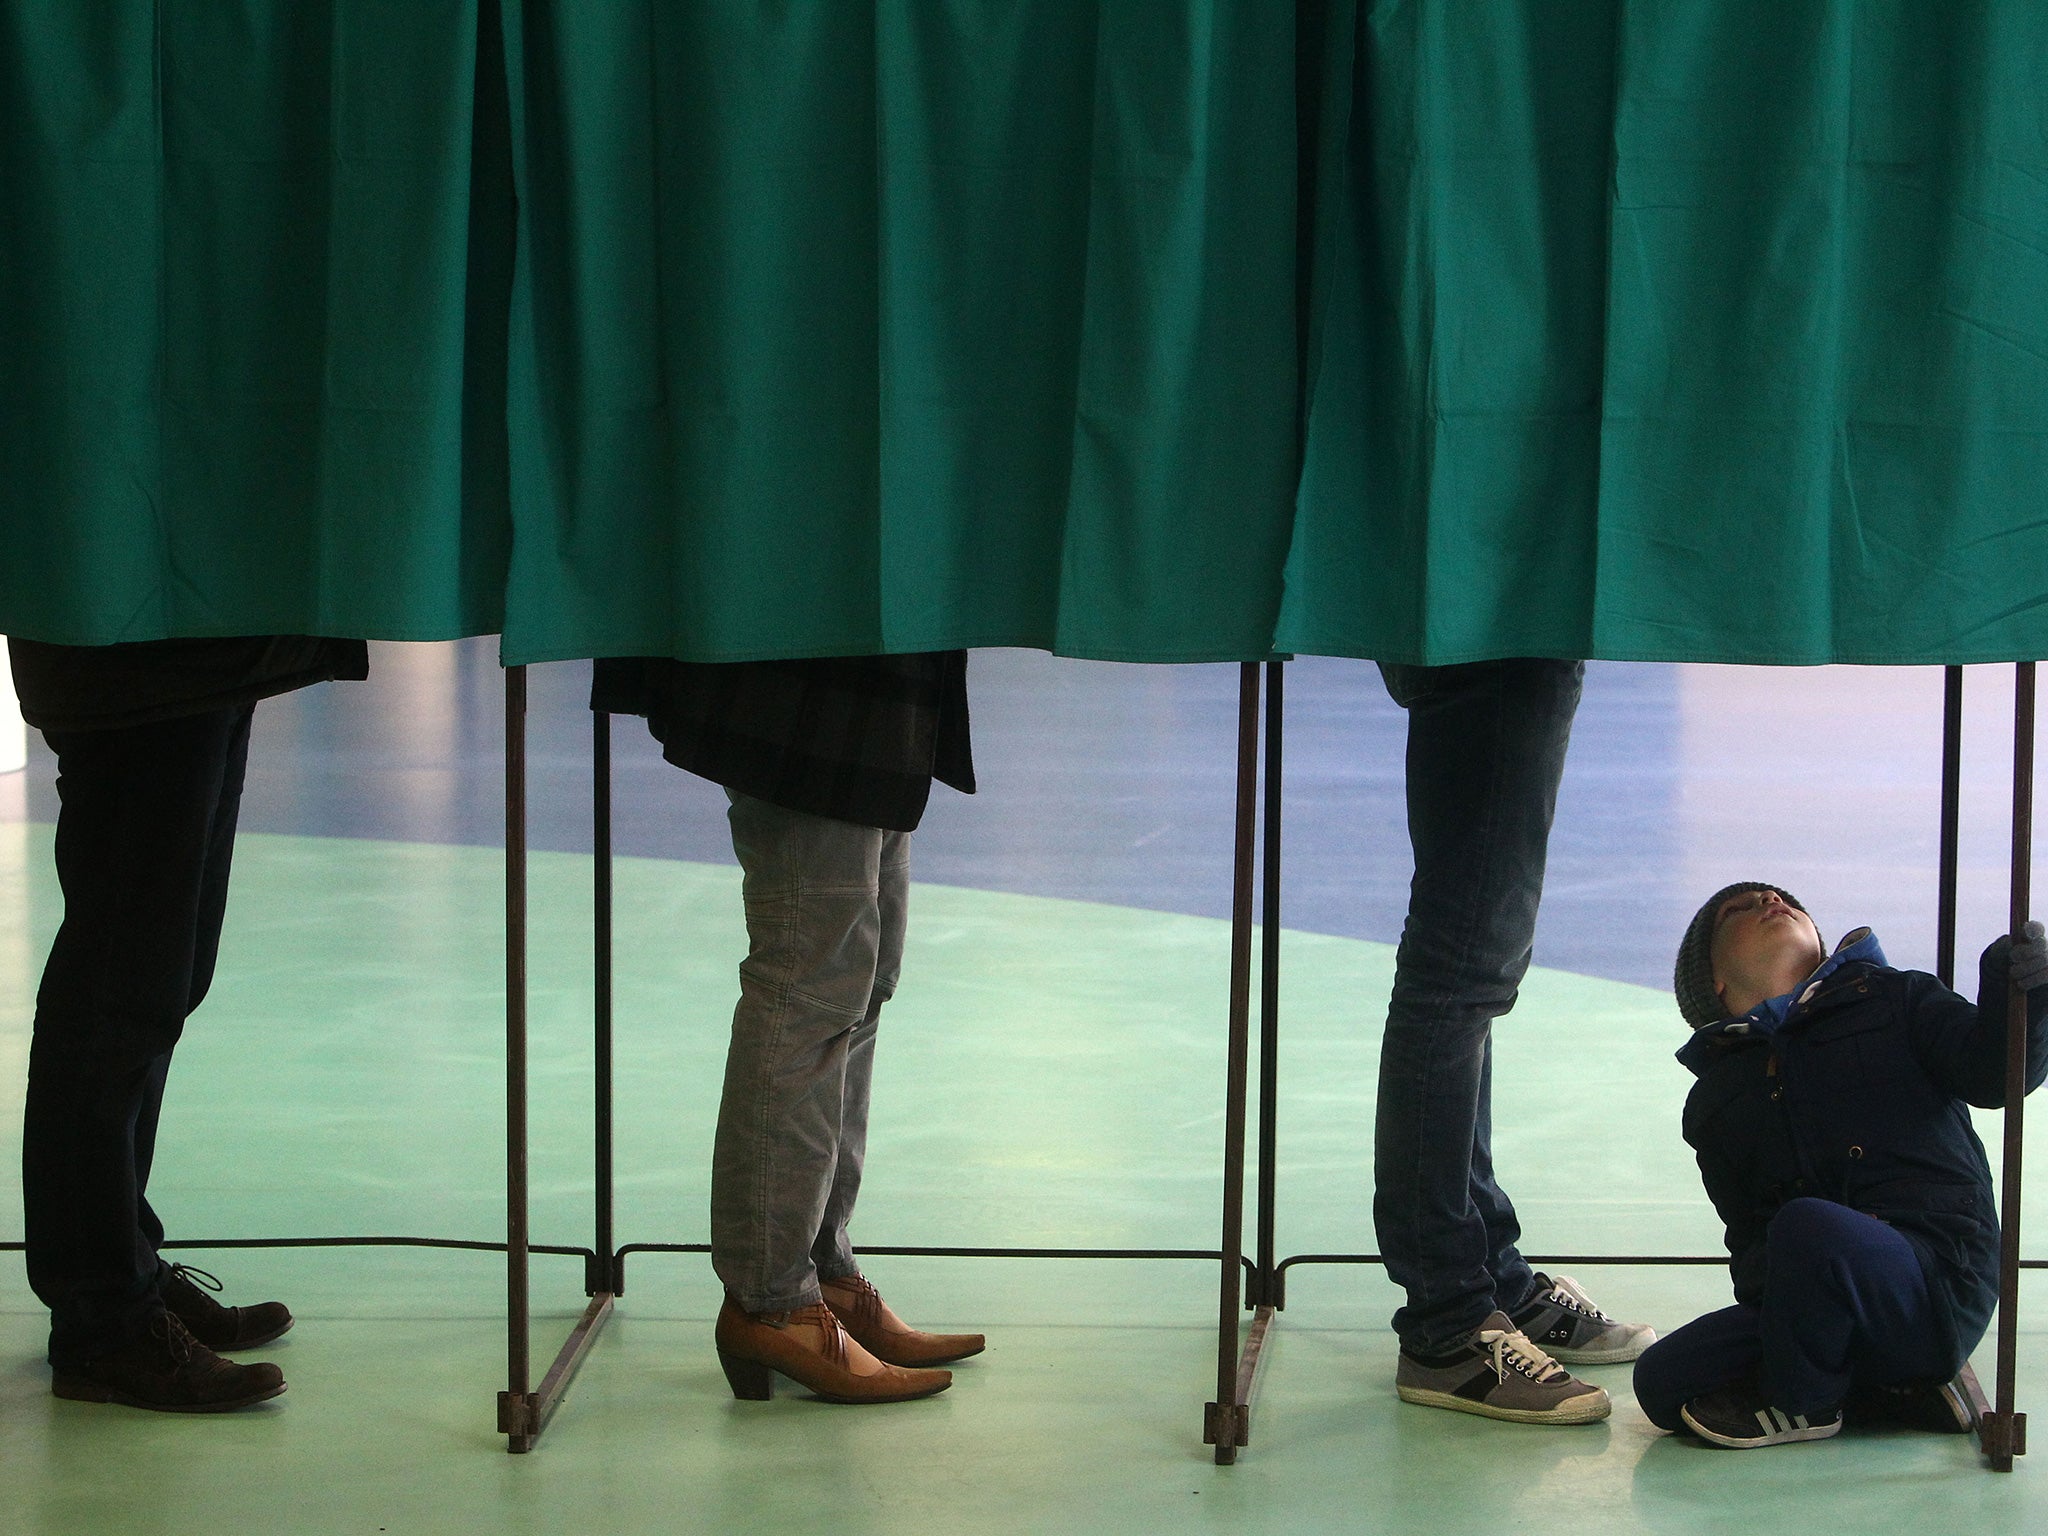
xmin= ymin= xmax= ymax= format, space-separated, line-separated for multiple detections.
xmin=1395 ymin=1312 xmax=1612 ymax=1425
xmin=1510 ymin=1273 xmax=1657 ymax=1364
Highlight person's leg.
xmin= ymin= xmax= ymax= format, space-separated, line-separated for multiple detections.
xmin=126 ymin=722 xmax=293 ymax=1353
xmin=809 ymin=829 xmax=908 ymax=1286
xmin=802 ymin=832 xmax=986 ymax=1367
xmin=136 ymin=709 xmax=248 ymax=1267
xmin=1373 ymin=658 xmax=1582 ymax=1352
xmin=1758 ymin=1198 xmax=1954 ymax=1417
xmin=709 ymin=797 xmax=951 ymax=1404
xmin=1465 ymin=1040 xmax=1529 ymax=1312
xmin=1678 ymin=1199 xmax=1955 ymax=1448
xmin=130 ymin=1058 xmax=175 ymax=1264
xmin=23 ymin=706 xmax=252 ymax=1369
xmin=711 ymin=793 xmax=889 ymax=1314
xmin=1633 ymin=1305 xmax=1762 ymax=1431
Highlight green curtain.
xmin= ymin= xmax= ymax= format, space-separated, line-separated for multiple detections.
xmin=1283 ymin=0 xmax=2048 ymax=665
xmin=498 ymin=1 xmax=1298 ymax=665
xmin=4 ymin=4 xmax=2046 ymax=666
xmin=0 ymin=0 xmax=508 ymax=646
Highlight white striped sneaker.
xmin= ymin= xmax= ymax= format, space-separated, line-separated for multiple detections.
xmin=1681 ymin=1381 xmax=1844 ymax=1448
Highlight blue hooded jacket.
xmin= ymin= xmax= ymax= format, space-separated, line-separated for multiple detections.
xmin=1677 ymin=928 xmax=2048 ymax=1363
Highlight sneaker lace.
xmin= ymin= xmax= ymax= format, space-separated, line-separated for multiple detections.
xmin=1475 ymin=1325 xmax=1566 ymax=1384
xmin=1543 ymin=1274 xmax=1614 ymax=1324
xmin=167 ymin=1263 xmax=225 ymax=1296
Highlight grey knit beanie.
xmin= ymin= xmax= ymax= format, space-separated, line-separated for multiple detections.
xmin=1673 ymin=882 xmax=1808 ymax=1027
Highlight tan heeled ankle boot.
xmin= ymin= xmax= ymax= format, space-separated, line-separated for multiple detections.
xmin=820 ymin=1274 xmax=986 ymax=1367
xmin=714 ymin=1298 xmax=951 ymax=1404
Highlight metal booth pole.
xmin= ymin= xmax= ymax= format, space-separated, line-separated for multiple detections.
xmin=497 ymin=671 xmax=617 ymax=1453
xmin=500 ymin=666 xmax=534 ymax=1448
xmin=1206 ymin=663 xmax=1263 ymax=1461
xmin=1254 ymin=661 xmax=1286 ymax=1312
xmin=594 ymin=711 xmax=619 ymax=1294
xmin=1939 ymin=666 xmax=1998 ymax=1431
xmin=1983 ymin=662 xmax=2036 ymax=1471
xmin=1938 ymin=667 xmax=1964 ymax=989
xmin=1204 ymin=659 xmax=1290 ymax=1460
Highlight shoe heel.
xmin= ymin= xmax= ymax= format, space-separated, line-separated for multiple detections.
xmin=50 ymin=1373 xmax=112 ymax=1404
xmin=718 ymin=1349 xmax=774 ymax=1401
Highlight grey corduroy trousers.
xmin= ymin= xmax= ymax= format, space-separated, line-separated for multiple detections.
xmin=711 ymin=792 xmax=909 ymax=1313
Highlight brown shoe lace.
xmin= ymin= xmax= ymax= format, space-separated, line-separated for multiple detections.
xmin=783 ymin=1304 xmax=851 ymax=1370
xmin=823 ymin=1274 xmax=884 ymax=1334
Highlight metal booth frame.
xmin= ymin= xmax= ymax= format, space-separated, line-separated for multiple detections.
xmin=2 ymin=658 xmax=2026 ymax=1465
xmin=495 ymin=658 xmax=2037 ymax=1467
xmin=1201 ymin=661 xmax=2037 ymax=1471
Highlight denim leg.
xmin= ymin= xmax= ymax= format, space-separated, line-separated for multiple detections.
xmin=711 ymin=793 xmax=897 ymax=1313
xmin=1466 ymin=1041 xmax=1529 ymax=1312
xmin=810 ymin=830 xmax=907 ymax=1284
xmin=1373 ymin=658 xmax=1583 ymax=1353
xmin=1758 ymin=1198 xmax=1956 ymax=1417
xmin=24 ymin=706 xmax=253 ymax=1368
xmin=1632 ymin=1305 xmax=1762 ymax=1430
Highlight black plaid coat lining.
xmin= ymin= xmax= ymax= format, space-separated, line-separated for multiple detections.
xmin=590 ymin=652 xmax=973 ymax=833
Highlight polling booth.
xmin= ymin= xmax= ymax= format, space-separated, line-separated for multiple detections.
xmin=1 ymin=0 xmax=2044 ymax=1464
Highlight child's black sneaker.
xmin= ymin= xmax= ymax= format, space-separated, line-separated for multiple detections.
xmin=1847 ymin=1374 xmax=1974 ymax=1435
xmin=1681 ymin=1380 xmax=1842 ymax=1448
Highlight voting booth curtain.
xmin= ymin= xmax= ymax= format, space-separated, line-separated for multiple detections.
xmin=0 ymin=2 xmax=508 ymax=645
xmin=2 ymin=2 xmax=2045 ymax=666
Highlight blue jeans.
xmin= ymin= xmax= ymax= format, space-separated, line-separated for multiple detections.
xmin=1373 ymin=659 xmax=1584 ymax=1354
xmin=25 ymin=706 xmax=253 ymax=1367
xmin=710 ymin=792 xmax=908 ymax=1314
xmin=1633 ymin=1198 xmax=1957 ymax=1426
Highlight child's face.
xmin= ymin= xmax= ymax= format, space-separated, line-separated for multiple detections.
xmin=1709 ymin=887 xmax=1825 ymax=1012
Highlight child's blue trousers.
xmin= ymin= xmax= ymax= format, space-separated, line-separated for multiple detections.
xmin=1633 ymin=1197 xmax=1961 ymax=1428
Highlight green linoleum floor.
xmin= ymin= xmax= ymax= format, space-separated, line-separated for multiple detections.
xmin=1 ymin=822 xmax=2045 ymax=1534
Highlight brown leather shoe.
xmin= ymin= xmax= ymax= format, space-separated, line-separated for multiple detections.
xmin=715 ymin=1298 xmax=951 ymax=1404
xmin=162 ymin=1264 xmax=294 ymax=1351
xmin=52 ymin=1311 xmax=286 ymax=1413
xmin=820 ymin=1273 xmax=986 ymax=1367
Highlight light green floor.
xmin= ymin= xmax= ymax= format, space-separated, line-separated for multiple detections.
xmin=1 ymin=824 xmax=2044 ymax=1533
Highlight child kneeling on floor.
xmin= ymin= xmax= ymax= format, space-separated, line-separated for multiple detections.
xmin=1634 ymin=882 xmax=2048 ymax=1448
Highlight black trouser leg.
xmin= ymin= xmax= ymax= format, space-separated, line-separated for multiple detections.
xmin=23 ymin=705 xmax=253 ymax=1367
